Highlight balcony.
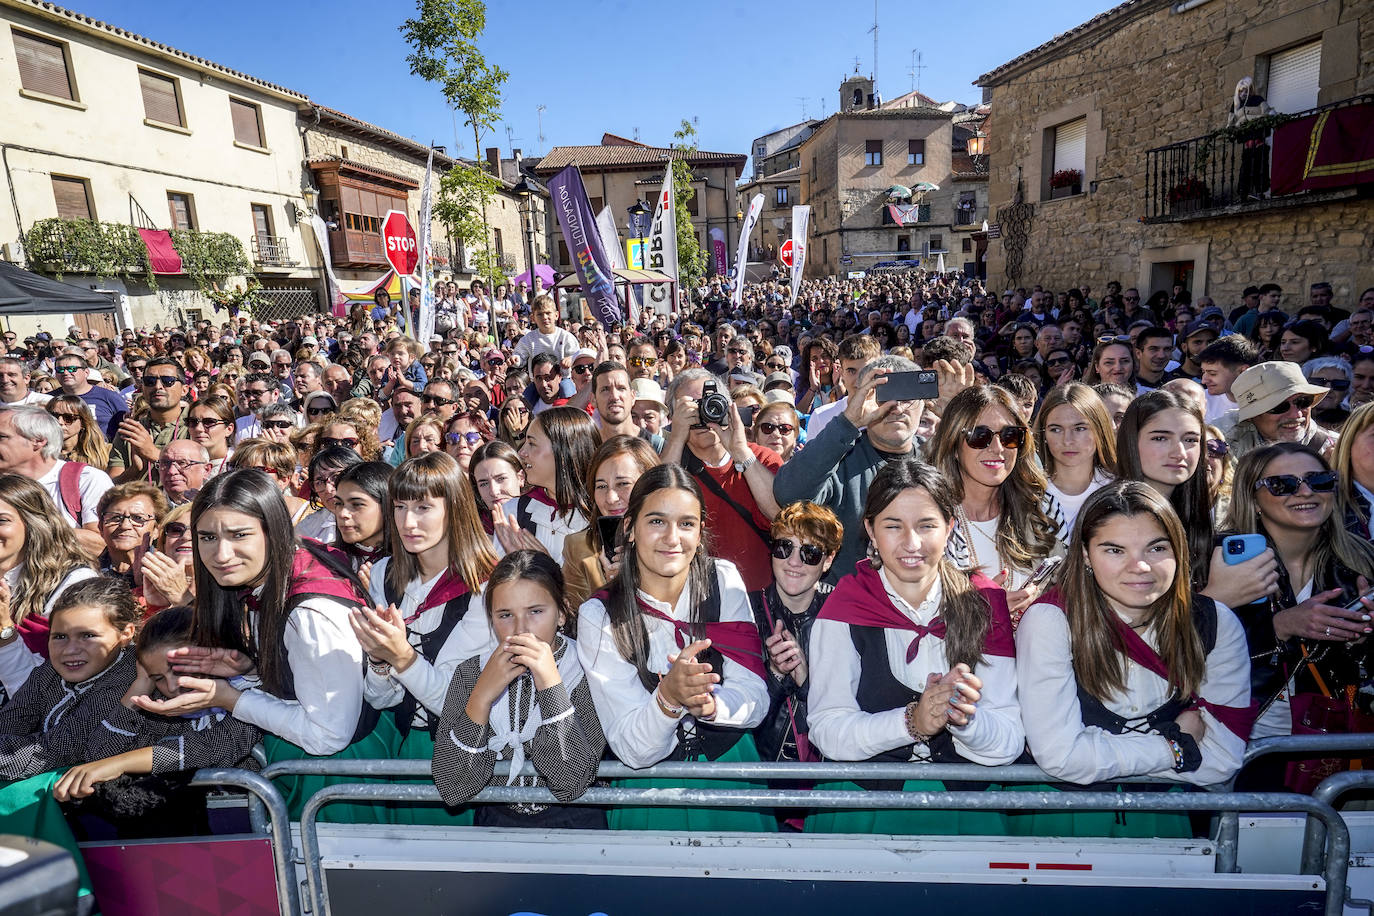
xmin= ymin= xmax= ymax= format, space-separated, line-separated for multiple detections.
xmin=251 ymin=234 xmax=298 ymax=268
xmin=22 ymin=217 xmax=250 ymax=285
xmin=1143 ymin=95 xmax=1373 ymax=223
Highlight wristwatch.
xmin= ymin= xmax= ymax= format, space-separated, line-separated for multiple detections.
xmin=733 ymin=454 xmax=756 ymax=474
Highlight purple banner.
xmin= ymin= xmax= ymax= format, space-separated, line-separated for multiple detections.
xmin=548 ymin=165 xmax=622 ymax=329
xmin=709 ymin=227 xmax=728 ymax=278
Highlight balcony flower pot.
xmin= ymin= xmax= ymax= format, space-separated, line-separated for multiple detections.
xmin=1168 ymin=177 xmax=1210 ymax=215
xmin=1048 ymin=169 xmax=1082 ymax=199
xmin=1049 ymin=185 xmax=1080 ymax=200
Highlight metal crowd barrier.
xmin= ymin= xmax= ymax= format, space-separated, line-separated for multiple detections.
xmin=196 ymin=732 xmax=1374 ymax=916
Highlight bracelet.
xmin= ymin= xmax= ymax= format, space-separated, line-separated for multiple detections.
xmin=1167 ymin=738 xmax=1186 ymax=772
xmin=367 ymin=657 xmax=392 ymax=676
xmin=654 ymin=686 xmax=685 ymax=719
xmin=904 ymin=700 xmax=932 ymax=743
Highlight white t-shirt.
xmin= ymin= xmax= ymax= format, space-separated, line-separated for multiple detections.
xmin=38 ymin=459 xmax=113 ymax=528
xmin=513 ymin=327 xmax=580 ymax=365
xmin=1046 ymin=470 xmax=1114 ymax=535
xmin=1205 ymin=391 xmax=1237 ymax=425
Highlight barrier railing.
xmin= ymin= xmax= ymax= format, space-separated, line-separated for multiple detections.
xmin=190 ymin=767 xmax=301 ymax=916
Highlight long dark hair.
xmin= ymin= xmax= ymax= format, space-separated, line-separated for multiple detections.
xmin=1115 ymin=389 xmax=1212 ymax=587
xmin=604 ymin=464 xmax=713 ymax=689
xmin=189 ymin=468 xmax=363 ymax=696
xmin=333 ymin=460 xmax=393 ymax=556
xmin=861 ymin=458 xmax=991 ymax=670
xmin=385 ymin=451 xmax=498 ymax=597
xmin=530 ymin=406 xmax=599 ymax=519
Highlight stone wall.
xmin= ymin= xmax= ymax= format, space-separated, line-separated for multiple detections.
xmin=980 ymin=0 xmax=1373 ymax=307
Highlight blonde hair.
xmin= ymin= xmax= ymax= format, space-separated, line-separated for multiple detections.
xmin=0 ymin=474 xmax=94 ymax=625
xmin=1335 ymin=401 xmax=1374 ymax=527
xmin=1035 ymin=382 xmax=1118 ymax=478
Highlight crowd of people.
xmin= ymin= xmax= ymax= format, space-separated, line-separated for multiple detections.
xmin=1 ymin=267 xmax=1373 ymax=871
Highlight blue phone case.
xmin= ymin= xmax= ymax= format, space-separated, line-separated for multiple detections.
xmin=1221 ymin=534 xmax=1267 ymax=565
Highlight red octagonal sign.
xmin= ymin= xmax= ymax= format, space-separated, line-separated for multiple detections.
xmin=381 ymin=210 xmax=418 ymax=277
xmin=779 ymin=239 xmax=794 ymax=268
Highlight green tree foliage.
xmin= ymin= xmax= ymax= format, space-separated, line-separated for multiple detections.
xmin=433 ymin=162 xmax=503 ymax=274
xmin=671 ymin=119 xmax=707 ymax=284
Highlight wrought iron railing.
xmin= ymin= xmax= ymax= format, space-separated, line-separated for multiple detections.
xmin=1143 ymin=94 xmax=1372 ymax=221
xmin=251 ymin=234 xmax=297 ymax=267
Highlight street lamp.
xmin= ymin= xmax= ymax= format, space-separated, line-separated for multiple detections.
xmin=627 ymin=200 xmax=651 ymax=270
xmin=966 ymin=127 xmax=988 ymax=171
xmin=513 ymin=175 xmax=540 ymax=306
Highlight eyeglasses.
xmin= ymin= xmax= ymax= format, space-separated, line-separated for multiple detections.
xmin=320 ymin=437 xmax=359 ymax=450
xmin=963 ymin=425 xmax=1028 ymax=450
xmin=186 ymin=417 xmax=225 ymax=429
xmin=261 ymin=419 xmax=294 ymax=430
xmin=156 ymin=458 xmax=206 ymax=472
xmin=770 ymin=538 xmax=825 ymax=566
xmin=162 ymin=522 xmax=189 ymax=539
xmin=1097 ymin=335 xmax=1132 ymax=344
xmin=1265 ymin=393 xmax=1317 ymax=415
xmin=54 ymin=365 xmax=84 ymax=375
xmin=446 ymin=431 xmax=484 ymax=446
xmin=1205 ymin=439 xmax=1229 ymax=459
xmin=572 ymin=363 xmax=594 ymax=375
xmin=102 ymin=512 xmax=155 ymax=527
xmin=422 ymin=394 xmax=455 ymax=406
xmin=143 ymin=375 xmax=182 ymax=388
xmin=306 ymin=405 xmax=333 ymax=416
xmin=1316 ymin=378 xmax=1351 ymax=391
xmin=757 ymin=421 xmax=795 ymax=436
xmin=312 ymin=473 xmax=340 ymax=491
xmin=1254 ymin=470 xmax=1338 ymax=497
xmin=727 ymin=347 xmax=748 ymax=355
xmin=627 ymin=356 xmax=657 ymax=367
xmin=50 ymin=412 xmax=81 ymax=423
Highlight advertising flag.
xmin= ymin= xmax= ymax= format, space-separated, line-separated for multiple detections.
xmin=548 ymin=165 xmax=622 ymax=329
xmin=596 ymin=206 xmax=627 ymax=270
xmin=788 ymin=204 xmax=811 ymax=309
xmin=308 ymin=214 xmax=344 ymax=317
xmin=645 ymin=166 xmax=678 ymax=315
xmin=416 ymin=149 xmax=436 ymax=342
xmin=731 ymin=193 xmax=765 ymax=307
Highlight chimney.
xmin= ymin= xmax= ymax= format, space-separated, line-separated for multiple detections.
xmin=485 ymin=147 xmax=500 ymax=174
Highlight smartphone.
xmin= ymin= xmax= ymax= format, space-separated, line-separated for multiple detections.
xmin=1026 ymin=555 xmax=1064 ymax=588
xmin=876 ymin=370 xmax=940 ymax=403
xmin=596 ymin=515 xmax=622 ymax=560
xmin=1343 ymin=589 xmax=1374 ymax=614
xmin=1221 ymin=534 xmax=1267 ymax=565
xmin=737 ymin=405 xmax=757 ymax=428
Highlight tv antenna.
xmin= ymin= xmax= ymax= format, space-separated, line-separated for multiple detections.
xmin=504 ymin=125 xmax=520 ymax=155
xmin=868 ymin=0 xmax=878 ymax=83
xmin=908 ymin=49 xmax=926 ymax=96
xmin=795 ymin=96 xmax=809 ymax=119
xmin=536 ymin=104 xmax=546 ymax=152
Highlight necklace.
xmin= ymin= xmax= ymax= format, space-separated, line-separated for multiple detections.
xmin=955 ymin=504 xmax=998 ymax=572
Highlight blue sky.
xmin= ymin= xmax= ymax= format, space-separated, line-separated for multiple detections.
xmin=73 ymin=0 xmax=1112 ymax=166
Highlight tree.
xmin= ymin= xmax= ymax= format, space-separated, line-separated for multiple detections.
xmin=432 ymin=162 xmax=502 ymax=279
xmin=671 ymin=119 xmax=707 ymax=285
xmin=400 ymin=0 xmax=508 ymax=287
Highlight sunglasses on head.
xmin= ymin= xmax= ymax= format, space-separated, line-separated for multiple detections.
xmin=1265 ymin=393 xmax=1317 ymax=415
xmin=1097 ymin=334 xmax=1132 ymax=344
xmin=1254 ymin=469 xmax=1338 ymax=497
xmin=963 ymin=425 xmax=1027 ymax=450
xmin=758 ymin=421 xmax=795 ymax=436
xmin=770 ymin=537 xmax=825 ymax=566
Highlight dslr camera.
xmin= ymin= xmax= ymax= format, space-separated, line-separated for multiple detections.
xmin=694 ymin=381 xmax=731 ymax=428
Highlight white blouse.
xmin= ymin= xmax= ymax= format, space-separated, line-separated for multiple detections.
xmin=1015 ymin=599 xmax=1250 ymax=786
xmin=807 ymin=571 xmax=1024 ymax=765
xmin=519 ymin=496 xmax=587 ymax=565
xmin=576 ymin=560 xmax=767 ymax=769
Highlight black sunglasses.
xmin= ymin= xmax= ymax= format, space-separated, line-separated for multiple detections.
xmin=186 ymin=417 xmax=224 ymax=429
xmin=320 ymin=436 xmax=359 ymax=449
xmin=143 ymin=375 xmax=181 ymax=388
xmin=1266 ymin=393 xmax=1317 ymax=415
xmin=571 ymin=364 xmax=594 ymax=375
xmin=262 ymin=420 xmax=294 ymax=430
xmin=963 ymin=425 xmax=1027 ymax=450
xmin=771 ymin=538 xmax=824 ymax=566
xmin=758 ymin=421 xmax=795 ymax=436
xmin=422 ymin=394 xmax=455 ymax=406
xmin=306 ymin=405 xmax=333 ymax=416
xmin=1206 ymin=439 xmax=1229 ymax=459
xmin=1255 ymin=470 xmax=1338 ymax=497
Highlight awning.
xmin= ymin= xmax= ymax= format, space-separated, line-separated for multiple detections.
xmin=555 ymin=268 xmax=674 ymax=289
xmin=337 ymin=270 xmax=416 ymax=303
xmin=0 ymin=261 xmax=117 ymax=315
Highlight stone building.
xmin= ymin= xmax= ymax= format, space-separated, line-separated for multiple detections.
xmin=975 ymin=0 xmax=1372 ymax=307
xmin=533 ymin=134 xmax=746 ymax=277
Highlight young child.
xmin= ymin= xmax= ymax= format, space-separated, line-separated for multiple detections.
xmin=432 ymin=550 xmax=605 ymax=828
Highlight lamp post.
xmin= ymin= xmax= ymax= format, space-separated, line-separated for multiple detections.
xmin=512 ymin=175 xmax=539 ymax=311
xmin=966 ymin=127 xmax=988 ymax=172
xmin=626 ymin=200 xmax=651 ymax=270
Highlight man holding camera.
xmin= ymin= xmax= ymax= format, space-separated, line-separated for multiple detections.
xmin=662 ymin=368 xmax=781 ymax=591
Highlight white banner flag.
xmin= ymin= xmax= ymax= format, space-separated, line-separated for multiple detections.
xmin=416 ymin=149 xmax=436 ymax=344
xmin=646 ymin=166 xmax=677 ymax=315
xmin=595 ymin=206 xmax=627 ymax=270
xmin=788 ymin=204 xmax=811 ymax=309
xmin=307 ymin=213 xmax=343 ymax=317
xmin=731 ymin=193 xmax=765 ymax=308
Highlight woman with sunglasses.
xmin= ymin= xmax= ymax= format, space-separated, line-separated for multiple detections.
xmin=749 ymin=501 xmax=841 ymax=763
xmin=45 ymin=394 xmax=109 ymax=468
xmin=563 ymin=435 xmax=660 ymax=610
xmin=1304 ymin=356 xmax=1353 ymax=431
xmin=926 ymin=386 xmax=1065 ymax=624
xmin=751 ymin=402 xmax=802 ymax=462
xmin=187 ymin=395 xmax=235 ymax=477
xmin=1204 ymin=426 xmax=1236 ymax=522
xmin=1334 ymin=402 xmax=1374 ymax=540
xmin=330 ymin=461 xmax=392 ymax=571
xmin=1015 ymin=482 xmax=1251 ymax=836
xmin=227 ymin=439 xmax=314 ymax=528
xmin=318 ymin=413 xmax=382 ymax=462
xmin=1220 ymin=443 xmax=1374 ymax=752
xmin=255 ymin=404 xmax=298 ymax=445
xmin=1034 ymin=383 xmax=1118 ymax=532
xmin=444 ymin=410 xmax=493 ymax=473
xmin=808 ymin=458 xmax=1022 ymax=834
xmin=301 ymin=391 xmax=338 ymax=425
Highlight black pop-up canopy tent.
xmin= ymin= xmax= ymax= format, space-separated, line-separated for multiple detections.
xmin=0 ymin=261 xmax=117 ymax=315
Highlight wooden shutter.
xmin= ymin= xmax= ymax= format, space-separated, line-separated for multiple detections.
xmin=13 ymin=31 xmax=73 ymax=99
xmin=51 ymin=177 xmax=92 ymax=221
xmin=140 ymin=70 xmax=182 ymax=126
xmin=167 ymin=193 xmax=193 ymax=231
xmin=340 ymin=185 xmax=361 ymax=215
xmin=251 ymin=204 xmax=271 ymax=240
xmin=230 ymin=99 xmax=263 ymax=147
xmin=1053 ymin=118 xmax=1087 ymax=175
xmin=909 ymin=139 xmax=925 ymax=162
xmin=1267 ymin=40 xmax=1321 ymax=114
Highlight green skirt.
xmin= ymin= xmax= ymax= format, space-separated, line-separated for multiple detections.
xmin=609 ymin=734 xmax=776 ymax=833
xmin=0 ymin=770 xmax=91 ymax=901
xmin=390 ymin=725 xmax=473 ymax=827
xmin=1002 ymin=783 xmax=1193 ymax=838
xmin=262 ymin=717 xmax=400 ymax=824
xmin=805 ymin=778 xmax=1010 ymax=836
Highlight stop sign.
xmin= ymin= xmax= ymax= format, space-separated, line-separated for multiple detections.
xmin=779 ymin=239 xmax=794 ymax=268
xmin=381 ymin=210 xmax=418 ymax=276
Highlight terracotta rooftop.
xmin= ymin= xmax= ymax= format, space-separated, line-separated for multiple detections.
xmin=975 ymin=0 xmax=1162 ymax=86
xmin=534 ymin=144 xmax=746 ymax=176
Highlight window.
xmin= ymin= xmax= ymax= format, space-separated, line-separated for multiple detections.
xmin=957 ymin=190 xmax=977 ymax=225
xmin=810 ymin=156 xmax=817 ymax=181
xmin=775 ymin=186 xmax=789 ymax=206
xmin=823 ymin=238 xmax=829 ymax=263
xmin=896 ymin=235 xmax=910 ymax=252
xmin=167 ymin=192 xmax=195 ymax=231
xmin=1052 ymin=117 xmax=1087 ymax=180
xmin=685 ymin=188 xmax=699 ymax=216
xmin=344 ymin=213 xmax=381 ymax=233
xmin=589 ymin=196 xmax=603 ymax=213
xmin=908 ymin=139 xmax=925 ymax=166
xmin=230 ymin=98 xmax=264 ymax=147
xmin=493 ymin=228 xmax=504 ymax=259
xmin=557 ymin=239 xmax=570 ymax=265
xmin=51 ymin=176 xmax=93 ymax=221
xmin=864 ymin=139 xmax=883 ymax=166
xmin=139 ymin=69 xmax=184 ymax=127
xmin=962 ymin=238 xmax=972 ymax=253
xmin=1267 ymin=40 xmax=1321 ymax=114
xmin=12 ymin=30 xmax=76 ymax=101
xmin=251 ymin=204 xmax=273 ymax=242
xmin=929 ymin=234 xmax=944 ymax=253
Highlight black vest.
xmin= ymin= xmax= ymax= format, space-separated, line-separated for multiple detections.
xmin=283 ymin=589 xmax=380 ymax=746
xmin=383 ymin=575 xmax=471 ymax=737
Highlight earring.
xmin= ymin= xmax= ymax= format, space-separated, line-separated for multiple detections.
xmin=866 ymin=543 xmax=883 ymax=570
xmin=1085 ymin=564 xmax=1094 ymax=576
